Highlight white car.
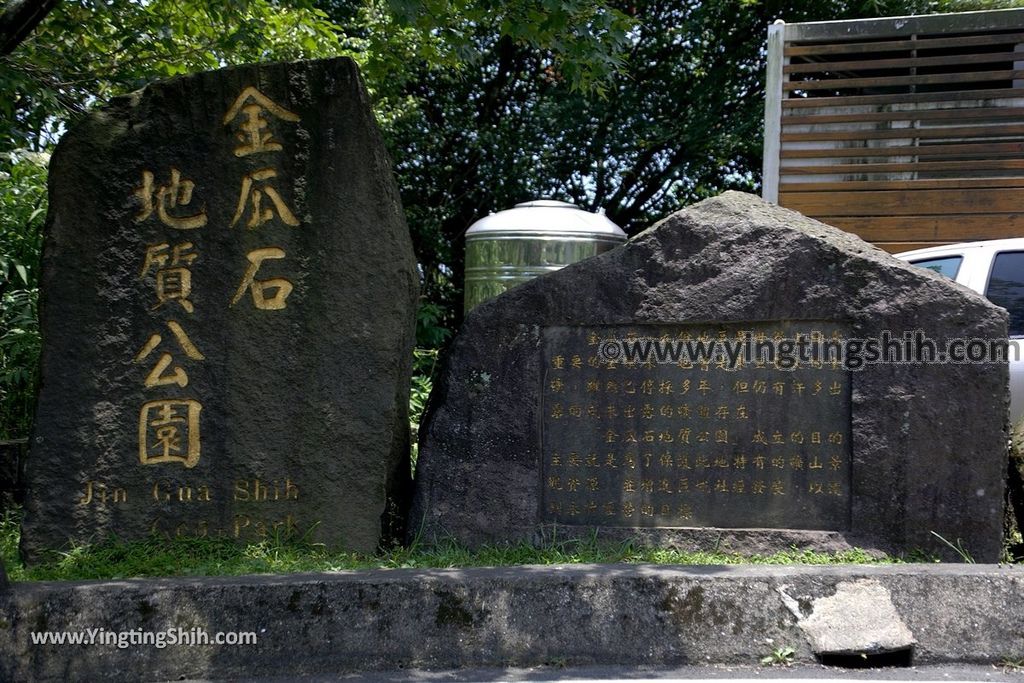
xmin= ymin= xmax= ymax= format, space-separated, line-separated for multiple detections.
xmin=894 ymin=239 xmax=1024 ymax=425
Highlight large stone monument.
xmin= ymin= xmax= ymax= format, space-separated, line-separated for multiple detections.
xmin=410 ymin=192 xmax=1008 ymax=561
xmin=21 ymin=58 xmax=418 ymax=561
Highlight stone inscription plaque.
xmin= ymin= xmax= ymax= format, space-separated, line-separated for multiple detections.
xmin=541 ymin=323 xmax=852 ymax=530
xmin=20 ymin=58 xmax=418 ymax=562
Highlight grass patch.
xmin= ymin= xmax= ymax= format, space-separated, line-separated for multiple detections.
xmin=0 ymin=505 xmax=908 ymax=582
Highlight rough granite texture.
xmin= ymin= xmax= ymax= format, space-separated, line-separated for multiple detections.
xmin=410 ymin=191 xmax=1009 ymax=561
xmin=1 ymin=565 xmax=1022 ymax=681
xmin=20 ymin=58 xmax=418 ymax=562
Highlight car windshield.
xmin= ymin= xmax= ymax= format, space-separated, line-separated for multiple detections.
xmin=986 ymin=251 xmax=1024 ymax=338
xmin=909 ymin=255 xmax=963 ymax=280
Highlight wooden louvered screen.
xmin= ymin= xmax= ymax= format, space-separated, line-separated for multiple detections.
xmin=762 ymin=10 xmax=1024 ymax=253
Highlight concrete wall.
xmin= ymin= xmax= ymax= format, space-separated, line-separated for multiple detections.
xmin=1 ymin=564 xmax=1022 ymax=681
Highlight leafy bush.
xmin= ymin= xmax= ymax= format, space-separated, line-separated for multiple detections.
xmin=0 ymin=152 xmax=47 ymax=439
xmin=409 ymin=346 xmax=442 ymax=473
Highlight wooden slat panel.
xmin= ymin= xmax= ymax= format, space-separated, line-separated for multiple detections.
xmin=784 ymin=69 xmax=1024 ymax=91
xmin=783 ymin=88 xmax=1024 ymax=109
xmin=782 ymin=124 xmax=1024 ymax=142
xmin=787 ymin=10 xmax=1024 ymax=44
xmin=815 ymin=215 xmax=1024 ymax=241
xmin=784 ymin=31 xmax=1024 ymax=57
xmin=782 ymin=107 xmax=1024 ymax=126
xmin=785 ymin=51 xmax=1024 ymax=74
xmin=780 ymin=188 xmax=1024 ymax=216
xmin=780 ymin=159 xmax=1024 ymax=174
xmin=775 ymin=25 xmax=1024 ymax=253
xmin=781 ymin=177 xmax=1024 ymax=192
xmin=781 ymin=141 xmax=1024 ymax=160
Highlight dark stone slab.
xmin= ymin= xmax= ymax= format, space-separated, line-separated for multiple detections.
xmin=20 ymin=58 xmax=418 ymax=562
xmin=411 ymin=191 xmax=1008 ymax=561
xmin=1 ymin=564 xmax=1022 ymax=681
xmin=540 ymin=322 xmax=852 ymax=530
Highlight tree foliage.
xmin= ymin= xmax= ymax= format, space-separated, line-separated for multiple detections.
xmin=0 ymin=150 xmax=45 ymax=438
xmin=366 ymin=0 xmax=991 ymax=320
xmin=0 ymin=0 xmax=344 ymax=152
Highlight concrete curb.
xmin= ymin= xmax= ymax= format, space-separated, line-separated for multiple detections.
xmin=1 ymin=564 xmax=1022 ymax=682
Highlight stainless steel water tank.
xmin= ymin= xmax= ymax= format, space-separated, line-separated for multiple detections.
xmin=464 ymin=200 xmax=627 ymax=312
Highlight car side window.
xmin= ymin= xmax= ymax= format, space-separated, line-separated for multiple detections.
xmin=986 ymin=251 xmax=1024 ymax=338
xmin=909 ymin=255 xmax=963 ymax=280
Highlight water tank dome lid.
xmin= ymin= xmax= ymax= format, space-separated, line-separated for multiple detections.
xmin=465 ymin=199 xmax=627 ymax=237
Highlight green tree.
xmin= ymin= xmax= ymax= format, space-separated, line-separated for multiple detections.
xmin=362 ymin=0 xmax=972 ymax=324
xmin=0 ymin=150 xmax=45 ymax=438
xmin=314 ymin=0 xmax=634 ymax=339
xmin=0 ymin=0 xmax=344 ymax=153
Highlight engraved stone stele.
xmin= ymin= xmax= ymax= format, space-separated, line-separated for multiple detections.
xmin=20 ymin=58 xmax=419 ymax=562
xmin=410 ymin=191 xmax=1008 ymax=561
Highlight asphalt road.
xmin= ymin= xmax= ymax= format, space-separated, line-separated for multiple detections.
xmin=201 ymin=663 xmax=1023 ymax=683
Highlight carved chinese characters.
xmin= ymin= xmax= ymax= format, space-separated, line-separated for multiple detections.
xmin=21 ymin=59 xmax=418 ymax=562
xmin=134 ymin=168 xmax=208 ymax=230
xmin=541 ymin=325 xmax=851 ymax=530
xmin=130 ymin=87 xmax=300 ymax=471
xmin=224 ymin=86 xmax=300 ymax=158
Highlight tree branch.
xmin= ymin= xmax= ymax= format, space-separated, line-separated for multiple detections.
xmin=0 ymin=0 xmax=60 ymax=56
